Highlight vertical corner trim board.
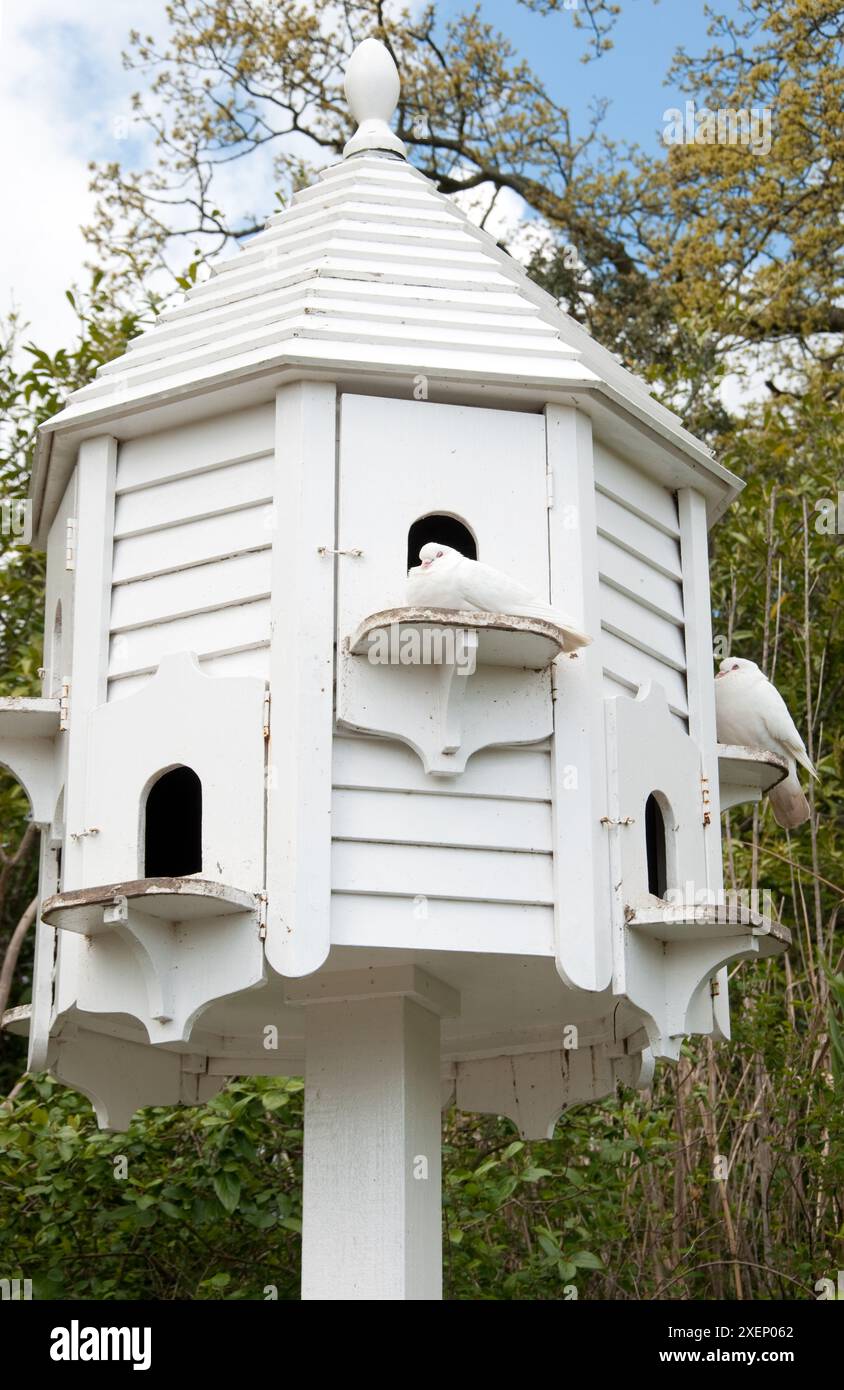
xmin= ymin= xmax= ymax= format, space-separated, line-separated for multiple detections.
xmin=64 ymin=435 xmax=119 ymax=892
xmin=677 ymin=485 xmax=729 ymax=1037
xmin=545 ymin=404 xmax=613 ymax=993
xmin=52 ymin=435 xmax=118 ymax=1027
xmin=264 ymin=381 xmax=338 ymax=979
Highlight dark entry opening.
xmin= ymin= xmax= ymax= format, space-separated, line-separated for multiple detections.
xmin=144 ymin=766 xmax=202 ymax=877
xmin=645 ymin=794 xmax=668 ymax=898
xmin=407 ymin=514 xmax=477 ymax=571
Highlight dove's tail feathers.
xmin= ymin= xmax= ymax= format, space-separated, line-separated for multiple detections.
xmin=768 ymin=770 xmax=811 ymax=829
xmin=791 ymin=743 xmax=819 ymax=780
xmin=508 ymin=601 xmax=581 ymax=626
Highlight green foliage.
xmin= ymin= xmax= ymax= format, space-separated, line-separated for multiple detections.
xmin=0 ymin=1075 xmax=303 ymax=1300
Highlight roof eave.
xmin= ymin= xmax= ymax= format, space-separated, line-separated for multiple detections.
xmin=30 ymin=351 xmax=740 ymax=547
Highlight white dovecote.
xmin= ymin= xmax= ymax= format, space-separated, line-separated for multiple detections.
xmin=3 ymin=38 xmax=791 ymax=1301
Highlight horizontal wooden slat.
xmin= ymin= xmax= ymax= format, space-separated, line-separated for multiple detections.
xmin=332 ymin=735 xmax=552 ymax=801
xmin=331 ymin=893 xmax=555 ymax=957
xmin=108 ymin=599 xmax=270 ymax=677
xmin=597 ymin=536 xmax=684 ymax=624
xmin=116 ymin=403 xmax=274 ymax=492
xmin=596 ymin=495 xmax=683 ymax=580
xmin=600 ymin=584 xmax=686 ymax=670
xmin=111 ymin=551 xmax=272 ymax=631
xmin=594 ymin=441 xmax=680 ymax=536
xmin=107 ymin=645 xmax=269 ymax=702
xmin=332 ymin=788 xmax=552 ymax=853
xmin=113 ymin=456 xmax=272 ymax=538
xmin=112 ymin=504 xmax=271 ymax=583
xmin=600 ymin=629 xmax=689 ymax=715
xmin=332 ymin=841 xmax=553 ymax=905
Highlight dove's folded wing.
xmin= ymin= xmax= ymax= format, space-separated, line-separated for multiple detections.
xmin=455 ymin=559 xmax=541 ymax=613
xmin=759 ymin=683 xmax=817 ymax=777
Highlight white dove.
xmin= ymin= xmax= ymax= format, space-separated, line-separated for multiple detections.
xmin=715 ymin=656 xmax=818 ymax=829
xmin=406 ymin=542 xmax=591 ymax=648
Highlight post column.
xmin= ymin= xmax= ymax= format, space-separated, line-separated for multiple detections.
xmin=292 ymin=967 xmax=457 ymax=1300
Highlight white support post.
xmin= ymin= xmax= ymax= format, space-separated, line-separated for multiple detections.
xmin=300 ymin=993 xmax=444 ymax=1301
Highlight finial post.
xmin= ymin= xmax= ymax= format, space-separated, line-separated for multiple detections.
xmin=343 ymin=38 xmax=407 ymax=159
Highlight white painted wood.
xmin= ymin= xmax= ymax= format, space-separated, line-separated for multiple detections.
xmin=546 ymin=404 xmax=613 ymax=993
xmin=264 ymin=380 xmax=337 ymax=978
xmin=594 ymin=442 xmax=681 ymax=535
xmin=718 ymin=744 xmax=787 ymax=812
xmin=115 ymin=403 xmax=273 ymax=491
xmin=339 ymin=656 xmax=553 ymax=777
xmin=27 ymin=821 xmax=59 ymax=1072
xmin=110 ymin=550 xmax=272 ymax=631
xmin=599 ymin=583 xmax=686 ymax=668
xmin=454 ymin=1044 xmax=644 ymax=1139
xmin=84 ymin=650 xmax=266 ymax=891
xmin=43 ymin=470 xmax=78 ymax=698
xmin=678 ymin=487 xmax=729 ymax=1038
xmin=112 ymin=503 xmax=270 ymax=583
xmin=335 ymin=394 xmax=556 ymax=772
xmin=332 ymin=787 xmax=552 ymax=852
xmin=27 ymin=472 xmax=77 ymax=1064
xmin=62 ymin=437 xmax=117 ymax=890
xmin=301 ymin=995 xmax=443 ymax=1300
xmin=596 ymin=491 xmax=683 ymax=578
xmin=48 ymin=1029 xmax=223 ymax=1130
xmin=333 ymin=735 xmax=551 ymax=801
xmin=597 ymin=534 xmax=684 ymax=619
xmin=0 ymin=701 xmax=60 ymax=825
xmin=113 ymin=454 xmax=271 ymax=537
xmin=331 ymin=893 xmax=554 ymax=956
xmin=108 ymin=645 xmax=270 ymax=701
xmin=337 ymin=395 xmax=549 ymax=625
xmin=68 ymin=898 xmax=264 ymax=1047
xmin=332 ymin=840 xmax=553 ymax=905
xmin=52 ymin=438 xmax=117 ymax=1023
xmin=604 ymin=682 xmax=738 ymax=1058
xmin=108 ymin=599 xmax=270 ymax=678
xmin=600 ymin=629 xmax=689 ymax=716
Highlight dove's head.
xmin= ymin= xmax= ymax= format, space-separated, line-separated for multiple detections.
xmin=716 ymin=656 xmax=761 ymax=679
xmin=417 ymin=542 xmax=462 ymax=571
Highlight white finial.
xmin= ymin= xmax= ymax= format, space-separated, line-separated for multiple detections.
xmin=343 ymin=38 xmax=407 ymax=159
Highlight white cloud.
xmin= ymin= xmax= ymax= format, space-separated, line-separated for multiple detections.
xmin=0 ymin=0 xmax=168 ymax=352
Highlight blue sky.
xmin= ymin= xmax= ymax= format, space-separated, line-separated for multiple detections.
xmin=0 ymin=0 xmax=746 ymax=351
xmin=437 ymin=0 xmax=739 ymax=152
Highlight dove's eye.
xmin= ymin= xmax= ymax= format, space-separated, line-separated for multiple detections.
xmin=436 ymin=551 xmax=443 ymax=558
xmin=732 ymin=663 xmax=739 ymax=670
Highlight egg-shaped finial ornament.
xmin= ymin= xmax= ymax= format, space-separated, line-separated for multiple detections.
xmin=343 ymin=38 xmax=407 ymax=158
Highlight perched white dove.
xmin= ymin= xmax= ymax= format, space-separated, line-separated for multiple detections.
xmin=715 ymin=656 xmax=818 ymax=829
xmin=406 ymin=542 xmax=591 ymax=648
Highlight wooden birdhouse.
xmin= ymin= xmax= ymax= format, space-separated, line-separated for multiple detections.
xmin=2 ymin=38 xmax=789 ymax=1300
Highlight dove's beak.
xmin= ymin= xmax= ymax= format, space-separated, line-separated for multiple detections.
xmin=420 ymin=559 xmax=432 ymax=568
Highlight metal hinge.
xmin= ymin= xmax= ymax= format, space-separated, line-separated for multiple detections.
xmin=262 ymin=691 xmax=271 ymax=740
xmin=546 ymin=469 xmax=554 ymax=509
xmin=701 ymin=774 xmax=711 ymax=826
xmin=59 ymin=679 xmax=70 ymax=730
xmin=258 ymin=893 xmax=268 ymax=940
xmin=600 ymin=815 xmax=636 ymax=827
xmin=65 ymin=519 xmax=77 ymax=570
xmin=317 ymin=546 xmax=363 ymax=558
